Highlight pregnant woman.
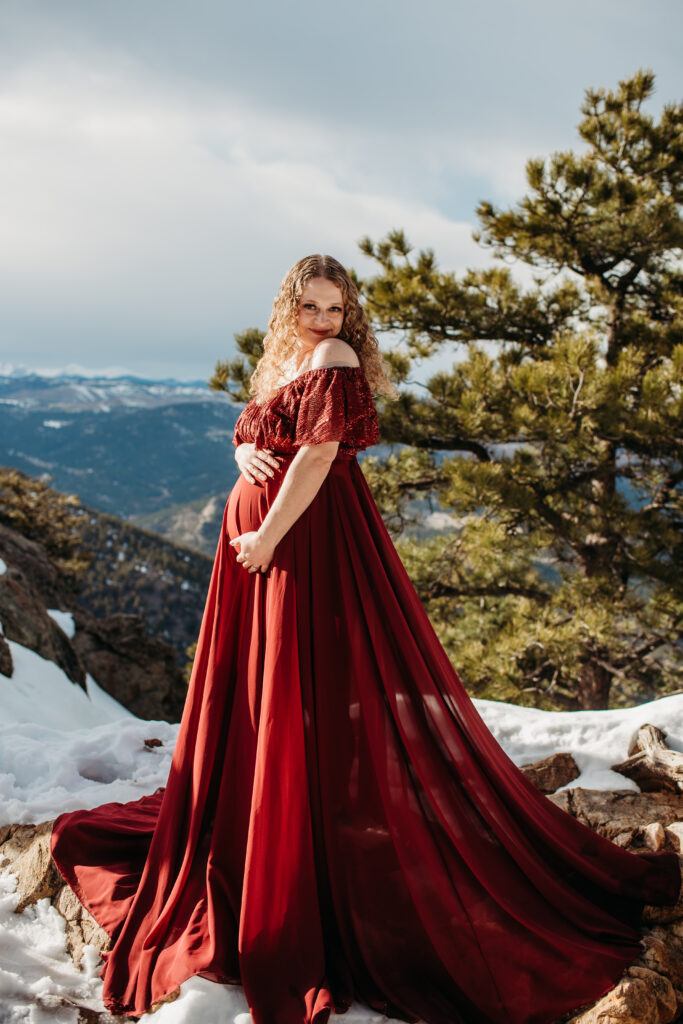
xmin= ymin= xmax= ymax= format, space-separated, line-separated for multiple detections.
xmin=50 ymin=254 xmax=681 ymax=1024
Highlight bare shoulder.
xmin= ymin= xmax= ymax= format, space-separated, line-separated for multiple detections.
xmin=310 ymin=339 xmax=360 ymax=368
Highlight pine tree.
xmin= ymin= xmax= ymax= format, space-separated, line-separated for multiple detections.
xmin=356 ymin=70 xmax=682 ymax=710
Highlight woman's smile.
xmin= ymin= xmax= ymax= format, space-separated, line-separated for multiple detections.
xmin=297 ymin=277 xmax=345 ymax=345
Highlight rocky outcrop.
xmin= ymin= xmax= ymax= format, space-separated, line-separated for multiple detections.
xmin=0 ymin=520 xmax=187 ymax=722
xmin=0 ymin=558 xmax=87 ymax=688
xmin=0 ymin=820 xmax=124 ymax=1022
xmin=70 ymin=610 xmax=187 ymax=722
xmin=520 ymin=751 xmax=581 ymax=793
xmin=0 ymin=519 xmax=67 ymax=608
xmin=549 ymin=787 xmax=683 ymax=848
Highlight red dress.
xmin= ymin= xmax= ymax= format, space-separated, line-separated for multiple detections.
xmin=50 ymin=365 xmax=681 ymax=1024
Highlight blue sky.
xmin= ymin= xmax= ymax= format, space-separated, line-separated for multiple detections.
xmin=0 ymin=0 xmax=680 ymax=382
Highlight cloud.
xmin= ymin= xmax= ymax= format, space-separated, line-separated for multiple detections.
xmin=0 ymin=53 xmax=497 ymax=375
xmin=1 ymin=0 xmax=680 ymax=377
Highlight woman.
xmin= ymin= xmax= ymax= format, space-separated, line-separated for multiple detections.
xmin=50 ymin=255 xmax=681 ymax=1024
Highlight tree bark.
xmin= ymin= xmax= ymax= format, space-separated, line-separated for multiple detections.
xmin=611 ymin=724 xmax=683 ymax=792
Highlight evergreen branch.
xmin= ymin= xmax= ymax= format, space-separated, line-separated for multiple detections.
xmin=426 ymin=580 xmax=548 ymax=601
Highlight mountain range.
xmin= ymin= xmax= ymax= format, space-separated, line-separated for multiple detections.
xmin=0 ymin=369 xmax=241 ymax=528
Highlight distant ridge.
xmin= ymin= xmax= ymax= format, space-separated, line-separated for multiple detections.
xmin=0 ymin=362 xmax=209 ymax=388
xmin=0 ymin=369 xmax=244 ymax=523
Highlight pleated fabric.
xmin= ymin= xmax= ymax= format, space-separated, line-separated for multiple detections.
xmin=50 ymin=367 xmax=681 ymax=1024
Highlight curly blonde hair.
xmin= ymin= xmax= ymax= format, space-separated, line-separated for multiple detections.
xmin=248 ymin=254 xmax=398 ymax=405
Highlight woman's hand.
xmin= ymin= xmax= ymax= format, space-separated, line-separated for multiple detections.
xmin=235 ymin=442 xmax=281 ymax=484
xmin=229 ymin=531 xmax=275 ymax=574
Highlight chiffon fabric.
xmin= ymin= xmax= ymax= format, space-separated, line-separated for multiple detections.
xmin=50 ymin=365 xmax=681 ymax=1024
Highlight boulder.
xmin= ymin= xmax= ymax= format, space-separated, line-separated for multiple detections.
xmin=0 ymin=820 xmax=66 ymax=913
xmin=0 ymin=565 xmax=86 ymax=688
xmin=0 ymin=521 xmax=67 ymax=608
xmin=70 ymin=609 xmax=187 ymax=722
xmin=0 ymin=519 xmax=186 ymax=723
xmin=565 ymin=965 xmax=678 ymax=1024
xmin=548 ymin=788 xmax=683 ymax=845
xmin=0 ymin=820 xmax=113 ymax=984
xmin=519 ymin=751 xmax=581 ymax=793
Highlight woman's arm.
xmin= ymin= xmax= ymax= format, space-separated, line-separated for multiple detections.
xmin=258 ymin=442 xmax=338 ymax=547
xmin=229 ymin=442 xmax=339 ymax=572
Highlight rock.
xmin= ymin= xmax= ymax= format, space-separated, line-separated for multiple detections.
xmin=642 ymin=860 xmax=683 ymax=926
xmin=0 ymin=820 xmax=64 ymax=912
xmin=53 ymin=878 xmax=111 ymax=966
xmin=546 ymin=787 xmax=683 ymax=927
xmin=565 ymin=964 xmax=678 ymax=1023
xmin=0 ymin=820 xmax=112 ymax=967
xmin=0 ymin=521 xmax=67 ymax=608
xmin=0 ymin=632 xmax=13 ymax=677
xmin=643 ymin=822 xmax=668 ymax=852
xmin=0 ymin=519 xmax=186 ymax=723
xmin=519 ymin=751 xmax=581 ymax=793
xmin=639 ymin=923 xmax=683 ymax=1008
xmin=666 ymin=824 xmax=683 ymax=853
xmin=548 ymin=788 xmax=683 ymax=844
xmin=0 ymin=568 xmax=86 ymax=687
xmin=71 ymin=610 xmax=187 ymax=722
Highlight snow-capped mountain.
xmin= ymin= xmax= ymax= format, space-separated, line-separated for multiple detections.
xmin=0 ymin=366 xmax=227 ymax=413
xmin=0 ymin=369 xmax=243 ymax=522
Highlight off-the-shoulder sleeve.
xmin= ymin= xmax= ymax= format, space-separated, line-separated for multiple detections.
xmin=293 ymin=367 xmax=379 ymax=450
xmin=232 ymin=400 xmax=254 ymax=448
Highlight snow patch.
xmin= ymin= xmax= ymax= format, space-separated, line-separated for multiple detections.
xmin=475 ymin=694 xmax=683 ymax=791
xmin=46 ymin=610 xmax=75 ymax=639
xmin=0 ymin=870 xmax=109 ymax=1024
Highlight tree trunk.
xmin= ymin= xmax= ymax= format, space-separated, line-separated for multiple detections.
xmin=611 ymin=724 xmax=683 ymax=792
xmin=577 ymin=655 xmax=612 ymax=709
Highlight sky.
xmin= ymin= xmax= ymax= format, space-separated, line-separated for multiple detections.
xmin=0 ymin=0 xmax=680 ymax=382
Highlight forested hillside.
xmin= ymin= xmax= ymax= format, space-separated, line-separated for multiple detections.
xmin=0 ymin=466 xmax=212 ymax=667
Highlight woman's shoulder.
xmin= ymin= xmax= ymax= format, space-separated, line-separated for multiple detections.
xmin=310 ymin=338 xmax=360 ymax=368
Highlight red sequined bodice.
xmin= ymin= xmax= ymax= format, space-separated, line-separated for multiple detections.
xmin=232 ymin=365 xmax=380 ymax=456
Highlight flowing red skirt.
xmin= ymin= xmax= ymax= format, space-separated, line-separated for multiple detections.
xmin=50 ymin=450 xmax=681 ymax=1024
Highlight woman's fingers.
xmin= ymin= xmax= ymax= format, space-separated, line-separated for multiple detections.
xmin=249 ymin=455 xmax=279 ymax=480
xmin=236 ymin=447 xmax=281 ymax=483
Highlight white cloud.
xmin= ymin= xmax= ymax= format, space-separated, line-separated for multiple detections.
xmin=0 ymin=54 xmax=502 ymax=375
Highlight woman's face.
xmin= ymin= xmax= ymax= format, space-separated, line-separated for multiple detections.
xmin=296 ymin=277 xmax=345 ymax=346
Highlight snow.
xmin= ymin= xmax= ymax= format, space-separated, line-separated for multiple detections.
xmin=477 ymin=694 xmax=683 ymax=791
xmin=0 ymin=558 xmax=6 ymax=576
xmin=1 ymin=632 xmax=682 ymax=1022
xmin=0 ymin=871 xmax=109 ymax=1024
xmin=0 ymin=640 xmax=136 ymax=737
xmin=46 ymin=610 xmax=75 ymax=639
